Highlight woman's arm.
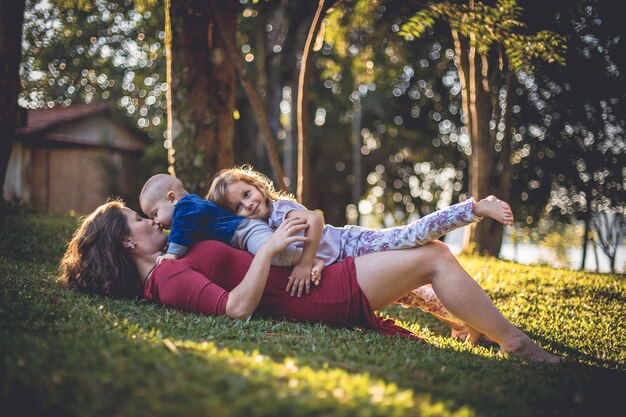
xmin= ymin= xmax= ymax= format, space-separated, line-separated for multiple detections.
xmin=225 ymin=217 xmax=309 ymax=319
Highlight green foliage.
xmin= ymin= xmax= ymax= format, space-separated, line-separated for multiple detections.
xmin=504 ymin=30 xmax=567 ymax=73
xmin=20 ymin=0 xmax=168 ymax=181
xmin=399 ymin=9 xmax=438 ymax=40
xmin=315 ymin=1 xmax=469 ymax=222
xmin=52 ymin=0 xmax=160 ymax=13
xmin=321 ymin=0 xmax=381 ymax=86
xmin=528 ymin=0 xmax=626 ymax=231
xmin=1 ymin=208 xmax=625 ymax=417
xmin=400 ymin=0 xmax=566 ymax=75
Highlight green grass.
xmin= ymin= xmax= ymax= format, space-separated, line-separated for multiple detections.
xmin=1 ymin=205 xmax=625 ymax=417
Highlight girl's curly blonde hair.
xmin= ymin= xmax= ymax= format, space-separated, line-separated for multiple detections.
xmin=207 ymin=165 xmax=295 ymax=218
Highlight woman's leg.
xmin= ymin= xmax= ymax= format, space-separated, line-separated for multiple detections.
xmin=339 ymin=203 xmax=477 ymax=337
xmin=354 ymin=241 xmax=562 ymax=363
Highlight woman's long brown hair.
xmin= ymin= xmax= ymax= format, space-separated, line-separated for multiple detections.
xmin=59 ymin=200 xmax=143 ymax=298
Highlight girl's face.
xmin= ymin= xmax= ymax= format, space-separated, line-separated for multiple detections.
xmin=224 ymin=180 xmax=268 ymax=219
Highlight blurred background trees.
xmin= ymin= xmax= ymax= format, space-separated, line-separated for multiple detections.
xmin=401 ymin=0 xmax=567 ymax=256
xmin=19 ymin=0 xmax=167 ymax=173
xmin=2 ymin=0 xmax=624 ymax=268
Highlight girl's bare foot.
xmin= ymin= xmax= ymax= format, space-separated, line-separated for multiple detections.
xmin=500 ymin=334 xmax=563 ymax=364
xmin=450 ymin=325 xmax=489 ymax=344
xmin=474 ymin=195 xmax=514 ymax=226
xmin=450 ymin=325 xmax=471 ymax=342
xmin=311 ymin=259 xmax=325 ymax=286
xmin=465 ymin=327 xmax=484 ymax=345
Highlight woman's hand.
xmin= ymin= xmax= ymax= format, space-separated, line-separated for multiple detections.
xmin=262 ymin=216 xmax=309 ymax=256
xmin=224 ymin=217 xmax=309 ymax=320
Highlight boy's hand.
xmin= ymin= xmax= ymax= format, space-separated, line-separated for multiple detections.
xmin=156 ymin=253 xmax=179 ymax=265
xmin=286 ymin=263 xmax=313 ymax=297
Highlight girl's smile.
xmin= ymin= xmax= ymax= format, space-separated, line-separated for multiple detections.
xmin=224 ymin=181 xmax=268 ymax=219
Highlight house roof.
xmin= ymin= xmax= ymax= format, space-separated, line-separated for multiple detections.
xmin=17 ymin=102 xmax=112 ymax=134
xmin=15 ymin=102 xmax=151 ymax=152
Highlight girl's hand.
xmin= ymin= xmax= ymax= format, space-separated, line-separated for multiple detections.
xmin=263 ymin=217 xmax=308 ymax=256
xmin=286 ymin=263 xmax=313 ymax=297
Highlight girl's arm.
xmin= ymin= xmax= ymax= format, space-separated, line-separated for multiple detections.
xmin=225 ymin=217 xmax=309 ymax=319
xmin=284 ymin=209 xmax=324 ymax=296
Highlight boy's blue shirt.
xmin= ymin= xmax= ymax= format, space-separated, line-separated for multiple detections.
xmin=167 ymin=194 xmax=245 ymax=254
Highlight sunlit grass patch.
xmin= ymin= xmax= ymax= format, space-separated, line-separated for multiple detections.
xmin=1 ymin=206 xmax=625 ymax=417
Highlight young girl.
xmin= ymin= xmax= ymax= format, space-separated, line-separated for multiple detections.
xmin=207 ymin=166 xmax=514 ymax=343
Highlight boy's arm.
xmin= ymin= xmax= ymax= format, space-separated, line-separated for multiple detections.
xmin=167 ymin=201 xmax=203 ymax=254
xmin=284 ymin=209 xmax=324 ymax=297
xmin=236 ymin=219 xmax=303 ymax=266
xmin=166 ymin=242 xmax=188 ymax=257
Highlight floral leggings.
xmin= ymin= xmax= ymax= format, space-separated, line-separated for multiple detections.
xmin=338 ymin=198 xmax=481 ymax=327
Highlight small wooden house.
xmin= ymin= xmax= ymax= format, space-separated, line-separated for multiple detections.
xmin=3 ymin=103 xmax=150 ymax=214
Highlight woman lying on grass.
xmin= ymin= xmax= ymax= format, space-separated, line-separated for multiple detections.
xmin=60 ymin=200 xmax=563 ymax=364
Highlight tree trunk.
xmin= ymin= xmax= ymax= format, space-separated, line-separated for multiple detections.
xmin=461 ymin=39 xmax=497 ymax=255
xmin=450 ymin=26 xmax=471 ymax=136
xmin=208 ymin=0 xmax=287 ymax=191
xmin=580 ymin=216 xmax=589 ymax=271
xmin=610 ymin=253 xmax=616 ymax=275
xmin=296 ymin=0 xmax=325 ymax=206
xmin=211 ymin=0 xmax=237 ymax=173
xmin=580 ymin=195 xmax=592 ymax=270
xmin=0 ymin=0 xmax=26 ymax=203
xmin=486 ymin=70 xmax=516 ymax=255
xmin=252 ymin=3 xmax=271 ymax=175
xmin=167 ymin=0 xmax=236 ymax=193
xmin=591 ymin=234 xmax=600 ymax=273
xmin=351 ymin=97 xmax=362 ymax=222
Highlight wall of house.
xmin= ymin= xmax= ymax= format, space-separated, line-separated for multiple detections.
xmin=3 ymin=113 xmax=146 ymax=214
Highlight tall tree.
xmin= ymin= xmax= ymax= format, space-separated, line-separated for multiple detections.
xmin=0 ymin=0 xmax=26 ymax=203
xmin=207 ymin=0 xmax=287 ymax=191
xmin=165 ymin=0 xmax=237 ymax=193
xmin=401 ymin=0 xmax=566 ymax=255
xmin=295 ymin=0 xmax=329 ymax=205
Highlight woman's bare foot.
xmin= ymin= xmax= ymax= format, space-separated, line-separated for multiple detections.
xmin=500 ymin=334 xmax=563 ymax=364
xmin=473 ymin=195 xmax=514 ymax=226
xmin=311 ymin=259 xmax=325 ymax=286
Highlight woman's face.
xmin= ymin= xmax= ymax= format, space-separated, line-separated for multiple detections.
xmin=122 ymin=208 xmax=167 ymax=251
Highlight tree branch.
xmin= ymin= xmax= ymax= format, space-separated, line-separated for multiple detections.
xmin=208 ymin=0 xmax=288 ymax=191
xmin=296 ymin=0 xmax=326 ymax=203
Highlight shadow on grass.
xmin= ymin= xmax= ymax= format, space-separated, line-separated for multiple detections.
xmin=3 ymin=260 xmax=625 ymax=417
xmin=2 ymin=204 xmax=625 ymax=417
xmin=47 ymin=290 xmax=626 ymax=417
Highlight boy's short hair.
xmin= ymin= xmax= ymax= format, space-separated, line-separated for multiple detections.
xmin=140 ymin=174 xmax=186 ymax=203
